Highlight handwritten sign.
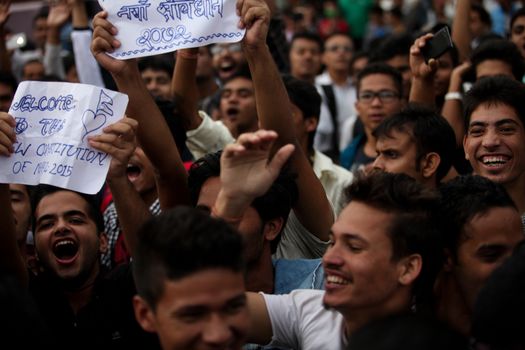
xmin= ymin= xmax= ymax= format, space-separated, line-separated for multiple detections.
xmin=98 ymin=0 xmax=245 ymax=59
xmin=0 ymin=81 xmax=129 ymax=194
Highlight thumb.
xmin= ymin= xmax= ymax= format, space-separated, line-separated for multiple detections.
xmin=267 ymin=144 xmax=295 ymax=175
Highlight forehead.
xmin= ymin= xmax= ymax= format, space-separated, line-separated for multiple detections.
xmin=475 ymin=59 xmax=514 ymax=79
xmin=223 ymin=77 xmax=253 ymax=90
xmin=290 ymin=38 xmax=321 ymax=51
xmin=386 ymin=55 xmax=409 ymax=69
xmin=359 ymin=73 xmax=398 ymax=92
xmin=35 ymin=191 xmax=91 ymax=219
xmin=512 ymin=15 xmax=525 ymax=27
xmin=333 ymin=201 xmax=394 ymax=243
xmin=325 ymin=35 xmax=352 ymax=47
xmin=9 ymin=183 xmax=29 ymax=196
xmin=461 ymin=206 xmax=523 ymax=246
xmin=469 ymin=102 xmax=523 ymax=126
xmin=377 ymin=129 xmax=415 ymax=149
xmin=197 ymin=177 xmax=221 ymax=209
xmin=141 ymin=68 xmax=170 ymax=79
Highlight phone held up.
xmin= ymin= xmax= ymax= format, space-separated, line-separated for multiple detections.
xmin=420 ymin=26 xmax=454 ymax=64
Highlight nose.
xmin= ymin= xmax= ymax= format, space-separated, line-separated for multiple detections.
xmin=202 ymin=314 xmax=233 ymax=347
xmin=372 ymin=156 xmax=384 ymax=170
xmin=482 ymin=129 xmax=501 ymax=149
xmin=54 ymin=217 xmax=70 ymax=235
xmin=370 ymin=95 xmax=383 ymax=106
xmin=323 ymin=243 xmax=344 ymax=269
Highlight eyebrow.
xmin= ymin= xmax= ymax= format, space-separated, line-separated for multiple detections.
xmin=469 ymin=119 xmax=520 ymax=127
xmin=172 ymin=293 xmax=246 ymax=316
xmin=36 ymin=210 xmax=88 ymax=226
xmin=329 ymin=230 xmax=367 ymax=242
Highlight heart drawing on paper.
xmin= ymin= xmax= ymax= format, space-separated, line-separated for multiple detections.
xmin=81 ymin=109 xmax=107 ymax=142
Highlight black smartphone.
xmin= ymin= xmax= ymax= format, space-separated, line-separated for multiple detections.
xmin=421 ymin=27 xmax=454 ymax=63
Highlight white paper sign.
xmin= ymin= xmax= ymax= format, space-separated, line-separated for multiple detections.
xmin=98 ymin=0 xmax=245 ymax=59
xmin=0 ymin=81 xmax=129 ymax=194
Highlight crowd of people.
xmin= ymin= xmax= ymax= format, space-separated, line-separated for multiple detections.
xmin=0 ymin=0 xmax=525 ymax=349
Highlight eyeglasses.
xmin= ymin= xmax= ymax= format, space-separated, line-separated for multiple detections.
xmin=358 ymin=90 xmax=399 ymax=104
xmin=325 ymin=45 xmax=353 ymax=53
xmin=210 ymin=43 xmax=242 ymax=55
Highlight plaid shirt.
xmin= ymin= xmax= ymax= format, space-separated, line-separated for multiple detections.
xmin=101 ymin=199 xmax=161 ymax=269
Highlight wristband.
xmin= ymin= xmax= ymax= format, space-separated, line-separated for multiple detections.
xmin=444 ymin=92 xmax=463 ymax=101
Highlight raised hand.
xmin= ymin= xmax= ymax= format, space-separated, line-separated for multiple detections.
xmin=47 ymin=0 xmax=71 ymax=29
xmin=0 ymin=112 xmax=15 ymax=156
xmin=237 ymin=0 xmax=271 ymax=51
xmin=88 ymin=117 xmax=138 ymax=180
xmin=91 ymin=11 xmax=137 ymax=77
xmin=410 ymin=33 xmax=439 ymax=81
xmin=215 ymin=129 xmax=294 ymax=221
xmin=0 ymin=0 xmax=11 ymax=28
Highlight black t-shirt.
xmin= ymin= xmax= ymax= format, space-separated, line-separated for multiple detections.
xmin=29 ymin=264 xmax=160 ymax=350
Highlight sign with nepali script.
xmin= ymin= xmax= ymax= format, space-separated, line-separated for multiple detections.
xmin=0 ymin=81 xmax=128 ymax=194
xmin=98 ymin=0 xmax=245 ymax=59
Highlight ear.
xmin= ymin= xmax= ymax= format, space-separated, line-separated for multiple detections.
xmin=133 ymin=295 xmax=157 ymax=333
xmin=463 ymin=135 xmax=469 ymax=160
xmin=98 ymin=232 xmax=108 ymax=254
xmin=419 ymin=152 xmax=440 ymax=179
xmin=262 ymin=217 xmax=284 ymax=242
xmin=397 ymin=254 xmax=422 ymax=286
xmin=304 ymin=116 xmax=318 ymax=133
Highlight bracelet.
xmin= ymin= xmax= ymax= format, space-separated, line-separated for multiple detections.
xmin=444 ymin=92 xmax=463 ymax=101
xmin=177 ymin=50 xmax=199 ymax=59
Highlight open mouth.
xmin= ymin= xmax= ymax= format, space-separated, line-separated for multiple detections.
xmin=126 ymin=164 xmax=142 ymax=182
xmin=220 ymin=62 xmax=236 ymax=75
xmin=326 ymin=275 xmax=350 ymax=285
xmin=53 ymin=239 xmax=79 ymax=264
xmin=225 ymin=107 xmax=240 ymax=118
xmin=480 ymin=155 xmax=510 ymax=168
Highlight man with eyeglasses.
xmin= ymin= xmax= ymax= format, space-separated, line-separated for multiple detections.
xmin=340 ymin=63 xmax=404 ymax=171
xmin=315 ymin=33 xmax=357 ymax=161
xmin=211 ymin=42 xmax=247 ymax=83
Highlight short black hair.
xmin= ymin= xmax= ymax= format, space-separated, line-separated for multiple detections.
xmin=345 ymin=171 xmax=443 ymax=309
xmin=188 ymin=151 xmax=298 ymax=253
xmin=133 ymin=206 xmax=244 ymax=309
xmin=372 ymin=104 xmax=456 ymax=182
xmin=356 ymin=62 xmax=403 ymax=97
xmin=510 ymin=7 xmax=525 ymax=32
xmin=30 ymin=185 xmax=104 ymax=234
xmin=471 ymin=3 xmax=492 ymax=27
xmin=282 ymin=74 xmax=321 ymax=151
xmin=222 ymin=63 xmax=252 ymax=85
xmin=368 ymin=33 xmax=413 ymax=63
xmin=290 ymin=32 xmax=324 ymax=52
xmin=0 ymin=71 xmax=18 ymax=91
xmin=138 ymin=54 xmax=174 ymax=77
xmin=470 ymin=39 xmax=525 ymax=80
xmin=464 ymin=75 xmax=525 ymax=131
xmin=437 ymin=175 xmax=517 ymax=259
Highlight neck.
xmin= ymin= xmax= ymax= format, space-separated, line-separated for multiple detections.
xmin=245 ymin=248 xmax=274 ymax=294
xmin=62 ymin=265 xmax=100 ymax=314
xmin=141 ymin=189 xmax=157 ymax=208
xmin=328 ymin=69 xmax=349 ymax=85
xmin=434 ymin=271 xmax=472 ymax=336
xmin=294 ymin=73 xmax=315 ymax=85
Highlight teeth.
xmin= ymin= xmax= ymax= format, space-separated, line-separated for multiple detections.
xmin=55 ymin=240 xmax=75 ymax=248
xmin=326 ymin=275 xmax=349 ymax=285
xmin=482 ymin=156 xmax=508 ymax=165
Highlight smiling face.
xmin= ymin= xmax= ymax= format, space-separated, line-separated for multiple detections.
xmin=211 ymin=43 xmax=246 ymax=82
xmin=34 ymin=191 xmax=106 ymax=285
xmin=323 ymin=201 xmax=409 ymax=316
xmin=355 ymin=74 xmax=403 ymax=133
xmin=464 ymin=102 xmax=525 ymax=187
xmin=219 ymin=77 xmax=258 ymax=137
xmin=453 ymin=206 xmax=523 ymax=310
xmin=134 ymin=268 xmax=249 ymax=350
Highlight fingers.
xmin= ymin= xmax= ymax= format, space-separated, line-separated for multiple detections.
xmin=236 ymin=129 xmax=277 ymax=150
xmin=0 ymin=113 xmax=16 ymax=155
xmin=410 ymin=33 xmax=433 ymax=56
xmin=268 ymin=144 xmax=295 ymax=174
xmin=88 ymin=118 xmax=137 ymax=157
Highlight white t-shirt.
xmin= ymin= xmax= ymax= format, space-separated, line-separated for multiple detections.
xmin=263 ymin=290 xmax=347 ymax=350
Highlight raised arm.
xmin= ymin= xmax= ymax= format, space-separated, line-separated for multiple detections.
xmin=171 ymin=48 xmax=202 ymax=130
xmin=441 ymin=62 xmax=471 ymax=146
xmin=44 ymin=0 xmax=71 ymax=79
xmin=89 ymin=117 xmax=152 ymax=257
xmin=409 ymin=33 xmax=438 ymax=107
xmin=91 ymin=12 xmax=190 ymax=209
xmin=0 ymin=112 xmax=28 ymax=287
xmin=0 ymin=0 xmax=12 ymax=74
xmin=239 ymin=0 xmax=332 ymax=241
xmin=451 ymin=0 xmax=472 ymax=63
